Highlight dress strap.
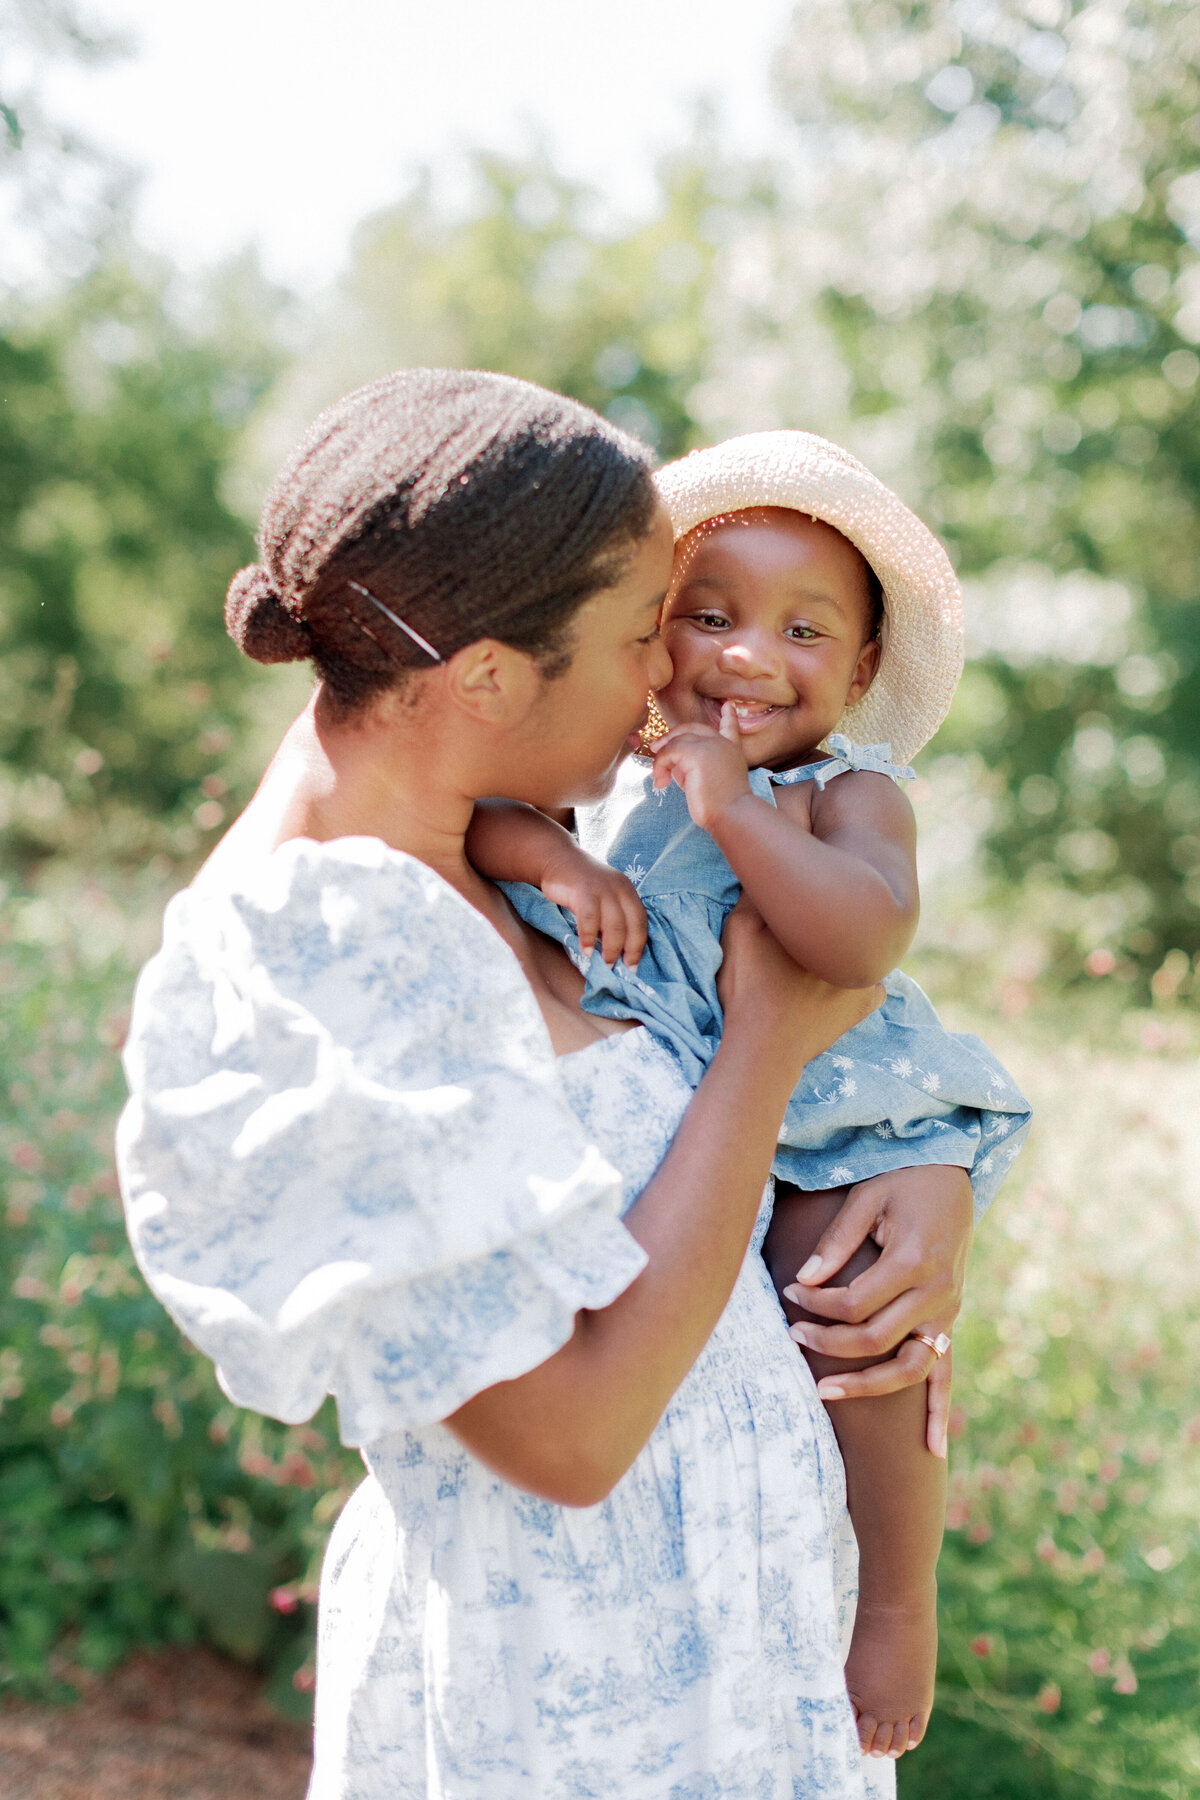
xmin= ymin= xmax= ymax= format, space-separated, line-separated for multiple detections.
xmin=769 ymin=734 xmax=916 ymax=792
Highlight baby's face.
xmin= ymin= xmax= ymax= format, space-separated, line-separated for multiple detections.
xmin=655 ymin=507 xmax=881 ymax=770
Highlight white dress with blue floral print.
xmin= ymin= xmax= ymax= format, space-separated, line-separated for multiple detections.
xmin=117 ymin=837 xmax=893 ymax=1800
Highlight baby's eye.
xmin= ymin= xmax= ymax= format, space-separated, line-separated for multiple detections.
xmin=786 ymin=624 xmax=820 ymax=641
xmin=691 ymin=611 xmax=730 ymax=630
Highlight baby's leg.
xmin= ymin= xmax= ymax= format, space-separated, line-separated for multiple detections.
xmin=763 ymin=1183 xmax=947 ymax=1761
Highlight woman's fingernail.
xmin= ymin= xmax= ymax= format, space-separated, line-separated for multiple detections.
xmin=818 ymin=1383 xmax=846 ymax=1400
xmin=782 ymin=1284 xmax=802 ymax=1303
xmin=797 ymin=1255 xmax=823 ymax=1281
xmin=788 ymin=1324 xmax=813 ymax=1346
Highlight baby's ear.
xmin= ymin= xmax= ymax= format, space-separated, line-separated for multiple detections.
xmin=848 ymin=635 xmax=882 ymax=704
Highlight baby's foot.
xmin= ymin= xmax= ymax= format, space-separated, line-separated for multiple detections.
xmin=844 ymin=1589 xmax=938 ymax=1760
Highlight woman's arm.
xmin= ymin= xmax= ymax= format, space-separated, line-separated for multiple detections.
xmin=445 ymin=906 xmax=882 ymax=1505
xmin=651 ymin=711 xmax=918 ymax=986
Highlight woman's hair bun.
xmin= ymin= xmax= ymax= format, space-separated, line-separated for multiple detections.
xmin=224 ymin=564 xmax=312 ymax=664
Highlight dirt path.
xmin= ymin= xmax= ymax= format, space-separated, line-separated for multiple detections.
xmin=0 ymin=1650 xmax=311 ymax=1799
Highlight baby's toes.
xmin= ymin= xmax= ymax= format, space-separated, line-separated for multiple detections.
xmin=855 ymin=1711 xmax=881 ymax=1756
xmin=906 ymin=1711 xmax=929 ymax=1752
xmin=880 ymin=1720 xmax=908 ymax=1759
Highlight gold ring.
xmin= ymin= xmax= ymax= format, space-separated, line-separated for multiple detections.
xmin=911 ymin=1331 xmax=952 ymax=1359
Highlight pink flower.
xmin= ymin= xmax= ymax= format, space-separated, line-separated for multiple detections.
xmin=1081 ymin=1547 xmax=1105 ymax=1571
xmin=968 ymin=1522 xmax=993 ymax=1545
xmin=1113 ymin=1659 xmax=1138 ymax=1695
xmin=270 ymin=1588 xmax=299 ymax=1615
xmin=945 ymin=1500 xmax=969 ymax=1531
xmin=292 ymin=1665 xmax=316 ymax=1693
xmin=1085 ymin=949 xmax=1116 ymax=976
xmin=1036 ymin=1536 xmax=1059 ymax=1564
xmin=278 ymin=1452 xmax=316 ymax=1489
xmin=1087 ymin=1649 xmax=1110 ymax=1676
xmin=9 ymin=1142 xmax=40 ymax=1171
xmin=970 ymin=1636 xmax=993 ymax=1658
xmin=1037 ymin=1684 xmax=1061 ymax=1714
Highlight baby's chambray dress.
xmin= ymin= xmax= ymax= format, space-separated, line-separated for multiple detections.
xmin=565 ymin=736 xmax=1031 ymax=1216
xmin=117 ymin=837 xmax=894 ymax=1800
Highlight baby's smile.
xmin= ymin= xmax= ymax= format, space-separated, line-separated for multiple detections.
xmin=698 ymin=694 xmax=790 ymax=736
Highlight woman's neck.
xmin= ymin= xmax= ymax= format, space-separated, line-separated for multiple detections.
xmin=204 ymin=690 xmax=483 ymax=898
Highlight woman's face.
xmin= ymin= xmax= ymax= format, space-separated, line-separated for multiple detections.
xmin=518 ymin=504 xmax=675 ymax=809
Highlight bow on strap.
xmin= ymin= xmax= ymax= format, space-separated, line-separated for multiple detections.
xmin=805 ymin=734 xmax=917 ymax=789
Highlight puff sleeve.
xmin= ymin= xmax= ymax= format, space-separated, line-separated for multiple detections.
xmin=116 ymin=838 xmax=648 ymax=1447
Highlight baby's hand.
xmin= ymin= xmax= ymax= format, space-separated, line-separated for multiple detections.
xmin=651 ymin=703 xmax=752 ymax=832
xmin=539 ymin=842 xmax=648 ymax=968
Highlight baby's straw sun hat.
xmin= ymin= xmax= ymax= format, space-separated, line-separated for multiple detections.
xmin=655 ymin=431 xmax=964 ymax=764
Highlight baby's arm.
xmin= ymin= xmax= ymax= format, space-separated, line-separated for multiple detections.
xmin=466 ymin=800 xmax=647 ymax=967
xmin=652 ymin=712 xmax=918 ymax=986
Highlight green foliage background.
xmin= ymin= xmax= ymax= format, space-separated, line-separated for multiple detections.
xmin=1 ymin=0 xmax=1198 ymax=1790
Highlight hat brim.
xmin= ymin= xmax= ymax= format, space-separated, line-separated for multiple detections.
xmin=655 ymin=432 xmax=964 ymax=763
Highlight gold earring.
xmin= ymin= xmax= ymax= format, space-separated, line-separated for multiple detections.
xmin=640 ymin=693 xmax=670 ymax=752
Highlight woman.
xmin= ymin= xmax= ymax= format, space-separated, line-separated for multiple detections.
xmin=117 ymin=369 xmax=973 ymax=1798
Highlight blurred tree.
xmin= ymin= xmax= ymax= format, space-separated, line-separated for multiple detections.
xmin=707 ymin=0 xmax=1200 ymax=992
xmin=0 ymin=4 xmax=302 ymax=872
xmin=247 ymin=129 xmax=775 ymax=491
xmin=0 ymin=250 xmax=293 ymax=870
xmin=0 ymin=0 xmax=129 ymax=287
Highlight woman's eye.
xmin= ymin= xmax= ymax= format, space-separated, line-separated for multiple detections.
xmin=637 ymin=628 xmax=661 ymax=646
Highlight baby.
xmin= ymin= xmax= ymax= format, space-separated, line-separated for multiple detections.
xmin=470 ymin=431 xmax=1031 ymax=1760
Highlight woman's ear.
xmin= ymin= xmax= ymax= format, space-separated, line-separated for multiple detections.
xmin=847 ymin=636 xmax=882 ymax=706
xmin=446 ymin=638 xmax=542 ymax=726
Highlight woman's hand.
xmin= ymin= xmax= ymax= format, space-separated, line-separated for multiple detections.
xmin=538 ymin=842 xmax=647 ymax=968
xmin=782 ymin=1165 xmax=974 ymax=1456
xmin=718 ymin=898 xmax=884 ymax=1086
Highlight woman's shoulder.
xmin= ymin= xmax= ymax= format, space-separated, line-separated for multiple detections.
xmin=118 ymin=832 xmax=652 ymax=1446
xmin=133 ymin=835 xmax=553 ymax=1087
xmin=174 ymin=835 xmax=508 ymax=973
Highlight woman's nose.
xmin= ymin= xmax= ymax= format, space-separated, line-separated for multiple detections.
xmin=648 ymin=635 xmax=674 ymax=692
